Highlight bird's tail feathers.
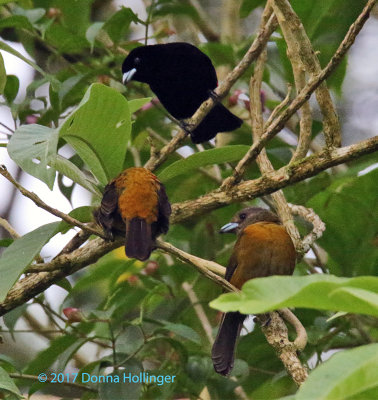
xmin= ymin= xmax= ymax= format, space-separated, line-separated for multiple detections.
xmin=191 ymin=103 xmax=242 ymax=143
xmin=125 ymin=218 xmax=153 ymax=261
xmin=211 ymin=311 xmax=245 ymax=376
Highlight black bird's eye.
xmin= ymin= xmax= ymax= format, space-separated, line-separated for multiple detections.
xmin=134 ymin=57 xmax=141 ymax=66
xmin=239 ymin=213 xmax=246 ymax=220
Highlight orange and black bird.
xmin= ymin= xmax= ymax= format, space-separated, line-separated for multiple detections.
xmin=122 ymin=42 xmax=242 ymax=144
xmin=212 ymin=207 xmax=296 ymax=376
xmin=94 ymin=167 xmax=171 ymax=261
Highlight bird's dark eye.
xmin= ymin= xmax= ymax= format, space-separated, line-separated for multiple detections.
xmin=134 ymin=57 xmax=141 ymax=66
xmin=239 ymin=213 xmax=246 ymax=220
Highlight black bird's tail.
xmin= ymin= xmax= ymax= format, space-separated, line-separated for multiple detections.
xmin=191 ymin=103 xmax=243 ymax=143
xmin=212 ymin=311 xmax=246 ymax=376
xmin=125 ymin=218 xmax=153 ymax=261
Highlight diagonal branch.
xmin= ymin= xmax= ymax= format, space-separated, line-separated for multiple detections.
xmin=0 ymin=165 xmax=105 ymax=239
xmin=0 ymin=135 xmax=376 ymax=317
xmin=222 ymin=0 xmax=376 ymax=188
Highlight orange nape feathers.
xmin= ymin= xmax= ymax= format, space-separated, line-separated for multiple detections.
xmin=94 ymin=167 xmax=171 ymax=261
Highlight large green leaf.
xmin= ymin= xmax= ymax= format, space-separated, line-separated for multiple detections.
xmin=210 ymin=275 xmax=378 ymax=317
xmin=0 ymin=366 xmax=22 ymax=399
xmin=0 ymin=222 xmax=60 ymax=302
xmin=59 ymin=83 xmax=131 ymax=185
xmin=158 ymin=145 xmax=250 ymax=182
xmin=294 ymin=343 xmax=378 ymax=400
xmin=8 ymin=124 xmax=58 ymax=189
xmin=308 ymin=169 xmax=377 ymax=276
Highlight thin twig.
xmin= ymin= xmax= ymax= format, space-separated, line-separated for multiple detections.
xmin=0 ymin=217 xmax=20 ymax=239
xmin=182 ymin=282 xmax=214 ymax=344
xmin=156 ymin=240 xmax=235 ymax=292
xmin=0 ymin=165 xmax=105 ymax=239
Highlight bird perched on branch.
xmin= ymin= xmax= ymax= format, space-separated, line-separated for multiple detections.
xmin=122 ymin=42 xmax=243 ymax=144
xmin=212 ymin=207 xmax=296 ymax=376
xmin=94 ymin=167 xmax=171 ymax=261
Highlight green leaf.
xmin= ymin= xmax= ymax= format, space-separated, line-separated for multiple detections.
xmin=24 ymin=335 xmax=78 ymax=374
xmin=59 ymin=83 xmax=131 ymax=185
xmin=0 ymin=222 xmax=60 ymax=302
xmin=54 ymin=155 xmax=101 ymax=196
xmin=160 ymin=321 xmax=201 ymax=344
xmin=289 ymin=0 xmax=367 ymax=91
xmin=4 ymin=75 xmax=19 ymax=103
xmin=58 ymin=206 xmax=94 ymax=233
xmin=102 ymin=7 xmax=139 ymax=43
xmin=117 ymin=325 xmax=144 ymax=355
xmin=295 ymin=344 xmax=378 ymax=400
xmin=98 ymin=360 xmax=142 ymax=400
xmin=8 ymin=124 xmax=58 ymax=189
xmin=0 ymin=239 xmax=13 ymax=247
xmin=307 ymin=169 xmax=378 ymax=276
xmin=86 ymin=22 xmax=104 ymax=51
xmin=210 ymin=275 xmax=378 ymax=317
xmin=154 ymin=3 xmax=199 ymax=20
xmin=14 ymin=7 xmax=45 ymax=24
xmin=158 ymin=145 xmax=250 ymax=182
xmin=0 ymin=52 xmax=6 ymax=94
xmin=0 ymin=366 xmax=22 ymax=399
xmin=0 ymin=15 xmax=33 ymax=31
xmin=128 ymin=97 xmax=152 ymax=114
xmin=240 ymin=0 xmax=265 ymax=18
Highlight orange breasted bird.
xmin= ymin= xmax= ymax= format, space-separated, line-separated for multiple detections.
xmin=212 ymin=207 xmax=296 ymax=376
xmin=94 ymin=167 xmax=171 ymax=261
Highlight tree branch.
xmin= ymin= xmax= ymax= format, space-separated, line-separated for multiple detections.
xmin=0 ymin=165 xmax=105 ymax=239
xmin=257 ymin=312 xmax=308 ymax=386
xmin=222 ymin=0 xmax=376 ymax=187
xmin=1 ymin=135 xmax=375 ymax=317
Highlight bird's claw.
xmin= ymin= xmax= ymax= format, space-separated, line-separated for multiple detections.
xmin=208 ymin=89 xmax=220 ymax=102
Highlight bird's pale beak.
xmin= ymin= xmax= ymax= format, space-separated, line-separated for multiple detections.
xmin=219 ymin=222 xmax=239 ymax=234
xmin=122 ymin=68 xmax=137 ymax=84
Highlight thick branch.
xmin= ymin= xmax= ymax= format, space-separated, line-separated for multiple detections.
xmin=0 ymin=238 xmax=120 ymax=316
xmin=172 ymin=136 xmax=378 ymax=223
xmin=1 ymin=136 xmax=375 ymax=316
xmin=257 ymin=312 xmax=308 ymax=386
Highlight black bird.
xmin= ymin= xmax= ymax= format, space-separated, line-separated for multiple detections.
xmin=122 ymin=42 xmax=243 ymax=143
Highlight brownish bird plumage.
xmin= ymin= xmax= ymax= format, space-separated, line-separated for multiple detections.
xmin=212 ymin=207 xmax=296 ymax=376
xmin=94 ymin=167 xmax=171 ymax=261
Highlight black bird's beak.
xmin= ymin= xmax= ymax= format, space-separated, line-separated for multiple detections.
xmin=122 ymin=68 xmax=137 ymax=84
xmin=219 ymin=222 xmax=239 ymax=234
